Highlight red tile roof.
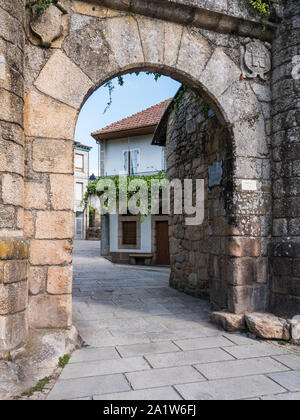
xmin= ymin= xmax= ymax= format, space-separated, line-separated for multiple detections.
xmin=92 ymin=99 xmax=172 ymax=140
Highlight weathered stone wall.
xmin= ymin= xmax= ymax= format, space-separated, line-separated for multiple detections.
xmin=0 ymin=0 xmax=28 ymax=351
xmin=167 ymin=92 xmax=231 ymax=309
xmin=167 ymin=86 xmax=272 ymax=313
xmin=271 ymin=0 xmax=300 ymax=318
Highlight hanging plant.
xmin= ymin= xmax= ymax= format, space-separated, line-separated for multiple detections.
xmin=103 ymin=72 xmax=162 ymax=114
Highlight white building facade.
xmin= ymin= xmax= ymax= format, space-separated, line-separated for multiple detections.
xmin=92 ymin=100 xmax=170 ymax=265
xmin=74 ymin=142 xmax=92 ymax=239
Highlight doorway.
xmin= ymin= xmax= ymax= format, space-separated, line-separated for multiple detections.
xmin=156 ymin=221 xmax=170 ymax=266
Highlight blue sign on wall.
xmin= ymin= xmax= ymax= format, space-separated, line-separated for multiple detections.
xmin=208 ymin=160 xmax=223 ymax=188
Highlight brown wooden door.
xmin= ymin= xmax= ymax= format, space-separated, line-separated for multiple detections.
xmin=156 ymin=221 xmax=170 ymax=266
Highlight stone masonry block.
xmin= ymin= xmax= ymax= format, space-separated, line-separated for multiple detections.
xmin=50 ymin=174 xmax=73 ymax=210
xmin=177 ymin=28 xmax=211 ymax=82
xmin=29 ymin=240 xmax=72 ymax=266
xmin=24 ymin=210 xmax=34 ymax=238
xmin=24 ymin=91 xmax=77 ymax=140
xmin=0 ymin=311 xmax=28 ymax=351
xmin=47 ymin=265 xmax=72 ymax=295
xmin=0 ymin=281 xmax=27 ymax=315
xmin=227 ymin=237 xmax=260 ymax=257
xmin=32 ymin=138 xmax=73 ymax=174
xmin=228 ymin=284 xmax=267 ymax=314
xmin=0 ymin=138 xmax=24 ymax=176
xmin=34 ymin=50 xmax=93 ymax=109
xmin=35 ymin=211 xmax=73 ymax=239
xmin=24 ymin=182 xmax=48 ymax=210
xmin=199 ymin=47 xmax=241 ymax=101
xmin=28 ymin=266 xmax=45 ymax=296
xmin=0 ymin=260 xmax=27 ymax=284
xmin=0 ymin=239 xmax=28 ymax=260
xmin=28 ymin=294 xmax=72 ymax=328
xmin=1 ymin=173 xmax=24 ymax=207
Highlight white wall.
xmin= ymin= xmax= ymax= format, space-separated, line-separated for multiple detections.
xmin=104 ymin=134 xmax=165 ymax=176
xmin=109 ymin=214 xmax=152 ymax=253
xmin=74 ymin=147 xmax=90 ymax=212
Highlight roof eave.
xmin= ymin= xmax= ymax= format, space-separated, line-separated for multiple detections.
xmin=92 ymin=124 xmax=157 ymax=142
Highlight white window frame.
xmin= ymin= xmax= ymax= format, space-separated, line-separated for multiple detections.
xmin=161 ymin=147 xmax=167 ymax=172
xmin=75 ymin=182 xmax=84 ymax=201
xmin=122 ymin=149 xmax=140 ymax=175
xmin=75 ymin=153 xmax=84 ymax=172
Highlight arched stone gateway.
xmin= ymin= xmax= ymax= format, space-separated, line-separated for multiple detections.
xmin=0 ymin=0 xmax=299 ymax=352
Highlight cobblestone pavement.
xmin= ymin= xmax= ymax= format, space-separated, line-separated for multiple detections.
xmin=47 ymin=241 xmax=300 ymax=400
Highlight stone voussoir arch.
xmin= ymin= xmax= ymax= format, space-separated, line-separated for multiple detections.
xmin=1 ymin=2 xmax=275 ymax=353
xmin=26 ymin=15 xmax=267 ymax=158
xmin=25 ymin=13 xmax=268 ymax=328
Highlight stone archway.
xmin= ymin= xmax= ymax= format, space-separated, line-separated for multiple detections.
xmin=1 ymin=1 xmax=274 ymax=352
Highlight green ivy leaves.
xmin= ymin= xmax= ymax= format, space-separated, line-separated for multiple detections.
xmin=246 ymin=0 xmax=271 ymax=20
xmin=82 ymin=173 xmax=167 ymax=217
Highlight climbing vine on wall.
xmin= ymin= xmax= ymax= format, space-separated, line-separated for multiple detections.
xmin=82 ymin=172 xmax=167 ymax=217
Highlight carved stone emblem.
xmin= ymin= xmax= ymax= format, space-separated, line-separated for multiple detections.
xmin=30 ymin=3 xmax=67 ymax=47
xmin=241 ymin=40 xmax=271 ymax=80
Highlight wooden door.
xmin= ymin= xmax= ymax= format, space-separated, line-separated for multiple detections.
xmin=156 ymin=221 xmax=170 ymax=265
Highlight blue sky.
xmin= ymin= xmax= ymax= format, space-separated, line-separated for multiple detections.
xmin=75 ymin=72 xmax=180 ymax=175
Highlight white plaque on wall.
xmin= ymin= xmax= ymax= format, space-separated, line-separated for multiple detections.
xmin=241 ymin=180 xmax=258 ymax=191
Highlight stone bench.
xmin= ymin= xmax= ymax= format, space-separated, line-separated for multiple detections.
xmin=129 ymin=253 xmax=153 ymax=266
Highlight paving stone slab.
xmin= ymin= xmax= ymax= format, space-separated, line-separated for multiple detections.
xmin=126 ymin=366 xmax=205 ymax=390
xmin=175 ymin=375 xmax=286 ymax=400
xmin=145 ymin=348 xmax=234 ymax=369
xmin=70 ymin=347 xmax=120 ymax=364
xmin=224 ymin=343 xmax=289 ymax=359
xmin=77 ymin=328 xmax=112 ymax=344
xmin=60 ymin=357 xmax=150 ymax=380
xmin=267 ymin=371 xmax=300 ymax=392
xmin=195 ymin=357 xmax=290 ymax=380
xmin=147 ymin=328 xmax=209 ymax=342
xmin=47 ymin=374 xmax=130 ymax=400
xmin=272 ymin=354 xmax=300 ymax=370
xmin=82 ymin=333 xmax=151 ymax=348
xmin=261 ymin=392 xmax=300 ymax=400
xmin=109 ymin=323 xmax=167 ymax=336
xmin=76 ymin=318 xmax=149 ymax=330
xmin=174 ymin=336 xmax=235 ymax=351
xmin=223 ymin=333 xmax=259 ymax=346
xmin=117 ymin=342 xmax=180 ymax=358
xmin=94 ymin=387 xmax=182 ymax=400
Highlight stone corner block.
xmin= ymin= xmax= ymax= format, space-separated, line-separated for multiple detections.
xmin=210 ymin=311 xmax=246 ymax=332
xmin=28 ymin=294 xmax=72 ymax=329
xmin=245 ymin=312 xmax=291 ymax=341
